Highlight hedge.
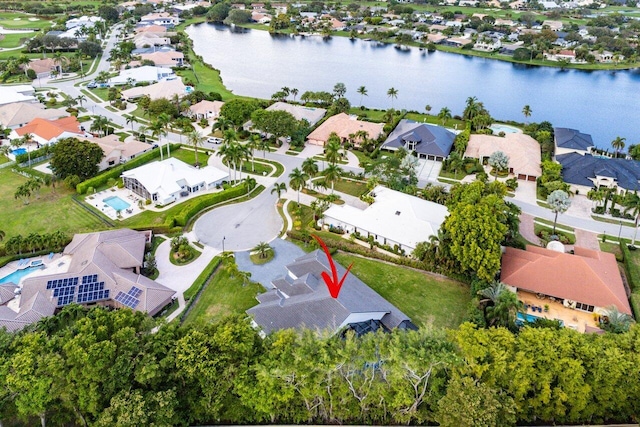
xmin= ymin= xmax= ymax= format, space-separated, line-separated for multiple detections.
xmin=76 ymin=144 xmax=180 ymax=194
xmin=16 ymin=145 xmax=53 ymax=164
xmin=619 ymin=241 xmax=640 ymax=319
xmin=173 ymin=183 xmax=248 ymax=226
xmin=181 ymin=256 xmax=222 ymax=322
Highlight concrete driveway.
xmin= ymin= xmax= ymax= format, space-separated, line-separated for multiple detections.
xmin=235 ymin=239 xmax=306 ymax=289
xmin=417 ymin=159 xmax=442 ymax=182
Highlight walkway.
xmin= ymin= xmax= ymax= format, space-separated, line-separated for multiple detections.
xmin=235 ymin=239 xmax=306 ymax=289
xmin=519 ymin=213 xmax=541 ymax=246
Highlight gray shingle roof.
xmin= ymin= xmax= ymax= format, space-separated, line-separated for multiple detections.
xmin=247 ymin=250 xmax=413 ymax=335
xmin=554 ymin=127 xmax=594 ymax=150
xmin=382 ymin=119 xmax=455 ymax=157
xmin=558 ymin=153 xmax=640 ymax=191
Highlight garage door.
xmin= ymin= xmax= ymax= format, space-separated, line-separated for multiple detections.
xmin=517 ymin=174 xmax=526 ymax=180
xmin=528 ymin=176 xmax=537 ymax=182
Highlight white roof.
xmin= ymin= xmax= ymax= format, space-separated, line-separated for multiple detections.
xmin=121 ymin=157 xmax=228 ymax=201
xmin=110 ymin=65 xmax=174 ymax=85
xmin=0 ymin=85 xmax=35 ymax=105
xmin=121 ymin=79 xmax=186 ymax=100
xmin=323 ymin=185 xmax=448 ymax=250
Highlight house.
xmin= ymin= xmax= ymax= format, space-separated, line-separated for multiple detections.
xmin=0 ymin=102 xmax=67 ymax=129
xmin=122 ymin=157 xmax=229 ymax=206
xmin=135 ymin=24 xmax=169 ymax=34
xmin=542 ymin=20 xmax=564 ymax=31
xmin=556 ymin=152 xmax=640 ymax=194
xmin=251 ymin=11 xmax=272 ymax=24
xmin=0 ymin=229 xmax=175 ymax=332
xmin=65 ymin=15 xmax=105 ymax=30
xmin=121 ymin=78 xmax=187 ymax=101
xmin=138 ymin=50 xmax=185 ymax=67
xmin=188 ymin=100 xmax=225 ymax=120
xmin=13 ymin=116 xmax=83 ymax=146
xmin=26 ymin=58 xmax=62 ymax=78
xmin=381 ymin=120 xmax=455 ymax=161
xmin=473 ymin=36 xmax=502 ymax=52
xmin=543 ymin=50 xmax=577 ymax=63
xmin=322 ymin=185 xmax=449 ymax=253
xmin=243 ymin=102 xmax=326 ymax=131
xmin=554 ymin=127 xmax=594 ymax=156
xmin=0 ymin=85 xmax=36 ymax=105
xmin=246 ymin=250 xmax=417 ymax=336
xmin=442 ymin=37 xmax=473 ymax=48
xmin=110 ymin=65 xmax=175 ymax=86
xmin=306 ymin=113 xmax=384 ymax=146
xmin=139 ymin=12 xmax=180 ymax=28
xmin=79 ymin=135 xmax=153 ymax=170
xmin=134 ymin=32 xmax=171 ymax=49
xmin=501 ymin=245 xmax=632 ymax=333
xmin=464 ymin=133 xmax=542 ymax=181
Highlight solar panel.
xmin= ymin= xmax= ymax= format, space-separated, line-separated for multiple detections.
xmin=129 ymin=286 xmax=142 ymax=298
xmin=114 ymin=291 xmax=140 ymax=309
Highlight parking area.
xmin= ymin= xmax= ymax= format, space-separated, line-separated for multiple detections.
xmin=416 ymin=159 xmax=443 ymax=182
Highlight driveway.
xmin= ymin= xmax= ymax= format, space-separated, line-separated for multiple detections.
xmin=416 ymin=159 xmax=442 ymax=182
xmin=235 ymin=239 xmax=306 ymax=289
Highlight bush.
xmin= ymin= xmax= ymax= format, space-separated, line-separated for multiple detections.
xmin=64 ymin=175 xmax=80 ymax=190
xmin=16 ymin=145 xmax=53 ymax=164
xmin=173 ymin=183 xmax=248 ymax=226
xmin=505 ymin=178 xmax=518 ymax=191
xmin=593 ymin=206 xmax=605 ymax=214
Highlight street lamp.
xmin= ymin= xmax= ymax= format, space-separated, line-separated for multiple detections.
xmin=222 ymin=236 xmax=226 ymax=253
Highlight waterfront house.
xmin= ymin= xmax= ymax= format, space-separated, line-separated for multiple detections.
xmin=110 ymin=65 xmax=175 ymax=86
xmin=306 ymin=113 xmax=383 ymax=146
xmin=138 ymin=50 xmax=185 ymax=68
xmin=556 ymin=152 xmax=640 ymax=195
xmin=121 ymin=78 xmax=187 ymax=101
xmin=381 ymin=119 xmax=455 ymax=161
xmin=244 ymin=102 xmax=326 ymax=132
xmin=247 ymin=249 xmax=417 ymax=336
xmin=464 ymin=133 xmax=541 ymax=181
xmin=188 ymin=100 xmax=225 ymax=121
xmin=554 ymin=127 xmax=594 ymax=156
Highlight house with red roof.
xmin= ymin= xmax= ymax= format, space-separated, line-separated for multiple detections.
xmin=12 ymin=116 xmax=83 ymax=146
xmin=501 ymin=245 xmax=632 ymax=332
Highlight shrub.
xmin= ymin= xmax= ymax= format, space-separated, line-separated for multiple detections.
xmin=172 ymin=183 xmax=248 ymax=226
xmin=505 ymin=178 xmax=518 ymax=191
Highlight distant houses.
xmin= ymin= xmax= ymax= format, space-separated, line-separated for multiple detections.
xmin=247 ymin=250 xmax=417 ymax=336
xmin=381 ymin=119 xmax=455 ymax=161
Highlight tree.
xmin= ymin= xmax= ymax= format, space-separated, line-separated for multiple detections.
xmin=50 ymin=138 xmax=104 ymax=180
xmin=387 ymin=87 xmax=398 ymax=109
xmin=301 ymin=157 xmax=319 ymax=188
xmin=250 ymin=109 xmax=299 ymax=142
xmin=323 ymin=163 xmax=342 ymax=194
xmin=125 ymin=115 xmax=137 ymax=132
xmin=271 ymin=182 xmax=287 ymax=199
xmin=244 ymin=176 xmax=256 ymax=194
xmin=611 ymin=136 xmax=626 ymax=157
xmin=98 ymin=5 xmax=119 ymax=22
xmin=252 ymin=241 xmax=272 ymax=259
xmin=438 ymin=107 xmax=452 ymax=125
xmin=333 ymin=82 xmax=347 ymax=99
xmin=187 ymin=129 xmax=205 ymax=166
xmin=78 ymin=40 xmax=102 ymax=58
xmin=288 ymin=168 xmax=308 ymax=204
xmin=522 ymin=104 xmax=532 ymax=122
xmin=290 ymin=88 xmax=298 ymax=102
xmin=488 ymin=151 xmax=509 ymax=180
xmin=75 ymin=94 xmax=87 ymax=108
xmin=356 ymin=85 xmax=368 ymax=107
xmin=207 ymin=2 xmax=231 ymax=23
xmin=324 ymin=134 xmax=341 ymax=165
xmin=600 ymin=305 xmax=634 ymax=333
xmin=478 ymin=281 xmax=523 ymax=330
xmin=623 ymin=191 xmax=640 ymax=246
xmin=447 ymin=151 xmax=465 ymax=179
xmin=220 ymin=99 xmax=261 ymax=128
xmin=546 ymin=189 xmax=571 ymax=234
xmin=224 ymin=9 xmax=252 ymax=25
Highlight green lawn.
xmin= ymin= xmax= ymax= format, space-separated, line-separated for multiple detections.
xmin=0 ymin=168 xmax=107 ymax=239
xmin=0 ymin=32 xmax=32 ymax=48
xmin=0 ymin=13 xmax=55 ymax=30
xmin=334 ymin=253 xmax=471 ymax=329
xmin=332 ymin=178 xmax=368 ymax=197
xmin=182 ymin=258 xmax=264 ymax=325
xmin=171 ymin=147 xmax=211 ymax=166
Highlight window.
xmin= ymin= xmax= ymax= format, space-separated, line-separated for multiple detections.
xmin=575 ymin=302 xmax=594 ymax=312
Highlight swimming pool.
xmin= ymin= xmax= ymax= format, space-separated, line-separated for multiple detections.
xmin=516 ymin=312 xmax=564 ymax=327
xmin=490 ymin=124 xmax=521 ymax=135
xmin=11 ymin=148 xmax=26 ymax=156
xmin=103 ymin=196 xmax=130 ymax=211
xmin=0 ymin=265 xmax=44 ymax=285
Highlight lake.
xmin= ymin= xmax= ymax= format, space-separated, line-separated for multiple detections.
xmin=186 ymin=23 xmax=640 ymax=149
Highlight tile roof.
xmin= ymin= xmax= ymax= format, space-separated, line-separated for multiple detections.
xmin=501 ymin=245 xmax=631 ymax=315
xmin=189 ymin=100 xmax=224 ymax=116
xmin=266 ymin=102 xmax=326 ymax=126
xmin=382 ymin=119 xmax=455 ymax=157
xmin=555 ymin=127 xmax=594 ymax=150
xmin=557 ymin=153 xmax=640 ymax=191
xmin=247 ymin=250 xmax=414 ymax=335
xmin=16 ymin=116 xmax=82 ymax=141
xmin=307 ymin=113 xmax=384 ymax=145
xmin=0 ymin=102 xmax=67 ymax=128
xmin=465 ymin=133 xmax=542 ymax=177
xmin=78 ymin=134 xmax=151 ymax=161
xmin=139 ymin=51 xmax=184 ymax=66
xmin=121 ymin=79 xmax=187 ymax=100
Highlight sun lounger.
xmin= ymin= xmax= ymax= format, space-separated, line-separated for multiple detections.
xmin=49 ymin=252 xmax=54 ymax=260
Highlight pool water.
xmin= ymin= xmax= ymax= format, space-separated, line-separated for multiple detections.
xmin=11 ymin=148 xmax=27 ymax=156
xmin=490 ymin=124 xmax=520 ymax=134
xmin=0 ymin=265 xmax=44 ymax=285
xmin=103 ymin=196 xmax=130 ymax=211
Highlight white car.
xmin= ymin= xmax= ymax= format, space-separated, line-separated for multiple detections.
xmin=207 ymin=137 xmax=222 ymax=144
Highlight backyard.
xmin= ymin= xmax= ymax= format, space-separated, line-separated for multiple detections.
xmin=334 ymin=253 xmax=471 ymax=329
xmin=0 ymin=168 xmax=107 ymax=238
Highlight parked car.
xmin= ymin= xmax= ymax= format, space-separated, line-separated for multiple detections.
xmin=207 ymin=137 xmax=222 ymax=144
xmin=87 ymin=81 xmax=97 ymax=89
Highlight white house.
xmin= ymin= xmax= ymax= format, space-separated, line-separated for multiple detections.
xmin=322 ymin=185 xmax=449 ymax=253
xmin=121 ymin=78 xmax=188 ymax=101
xmin=110 ymin=65 xmax=175 ymax=86
xmin=188 ymin=100 xmax=225 ymax=120
xmin=0 ymin=85 xmax=36 ymax=106
xmin=122 ymin=157 xmax=229 ymax=205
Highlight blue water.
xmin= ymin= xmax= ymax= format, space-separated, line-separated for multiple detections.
xmin=0 ymin=265 xmax=44 ymax=285
xmin=517 ymin=312 xmax=564 ymax=326
xmin=103 ymin=196 xmax=130 ymax=211
xmin=187 ymin=23 xmax=640 ymax=148
xmin=490 ymin=124 xmax=520 ymax=134
xmin=11 ymin=148 xmax=26 ymax=156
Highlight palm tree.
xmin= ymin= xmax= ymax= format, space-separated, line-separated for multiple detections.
xmin=463 ymin=96 xmax=480 ymax=121
xmin=291 ymin=88 xmax=299 ymax=102
xmin=244 ymin=176 xmax=257 ymax=194
xmin=213 ymin=116 xmax=234 ymax=133
xmin=252 ymin=241 xmax=272 ymax=259
xmin=288 ymin=167 xmax=308 ymax=204
xmin=438 ymin=107 xmax=452 ymax=125
xmin=324 ymin=135 xmax=341 ymax=165
xmin=246 ymin=134 xmax=260 ymax=171
xmin=478 ymin=282 xmax=523 ymax=329
xmin=387 ymin=87 xmax=398 ymax=109
xmin=125 ymin=115 xmax=137 ymax=132
xmin=91 ymin=116 xmax=109 ymax=137
xmin=623 ymin=191 xmax=640 ymax=246
xmin=357 ymin=85 xmax=368 ymax=107
xmin=271 ymin=182 xmax=287 ymax=199
xmin=14 ymin=184 xmax=31 ymax=205
xmin=76 ymin=94 xmax=87 ymax=108
xmin=522 ymin=104 xmax=532 ymax=122
xmin=611 ymin=136 xmax=626 ymax=158
xmin=21 ymin=133 xmax=34 ymax=166
xmin=301 ymin=157 xmax=319 ymax=188
xmin=52 ymin=52 xmax=68 ymax=76
xmin=547 ymin=189 xmax=571 ymax=234
xmin=187 ymin=129 xmax=205 ymax=167
xmin=258 ymin=137 xmax=270 ymax=158
xmin=323 ymin=163 xmax=342 ymax=194
xmin=447 ymin=151 xmax=465 ymax=179
xmin=601 ymin=305 xmax=634 ymax=333
xmin=217 ymin=142 xmax=235 ymax=179
xmin=17 ymin=55 xmax=30 ymax=78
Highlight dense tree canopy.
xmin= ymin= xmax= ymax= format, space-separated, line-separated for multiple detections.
xmin=250 ymin=109 xmax=299 ymax=140
xmin=49 ymin=138 xmax=104 ymax=180
xmin=220 ymin=99 xmax=262 ymax=127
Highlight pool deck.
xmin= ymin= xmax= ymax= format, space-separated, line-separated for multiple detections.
xmin=0 ymin=253 xmax=66 ymax=287
xmin=518 ymin=290 xmax=599 ymax=333
xmin=490 ymin=123 xmax=523 ymax=135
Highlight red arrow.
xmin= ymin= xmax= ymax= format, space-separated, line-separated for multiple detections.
xmin=312 ymin=234 xmax=353 ymax=299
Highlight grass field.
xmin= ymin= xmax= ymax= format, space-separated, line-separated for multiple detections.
xmin=332 ymin=178 xmax=368 ymax=197
xmin=0 ymin=32 xmax=31 ymax=48
xmin=334 ymin=253 xmax=471 ymax=329
xmin=182 ymin=258 xmax=264 ymax=325
xmin=0 ymin=168 xmax=107 ymax=238
xmin=0 ymin=13 xmax=54 ymax=30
